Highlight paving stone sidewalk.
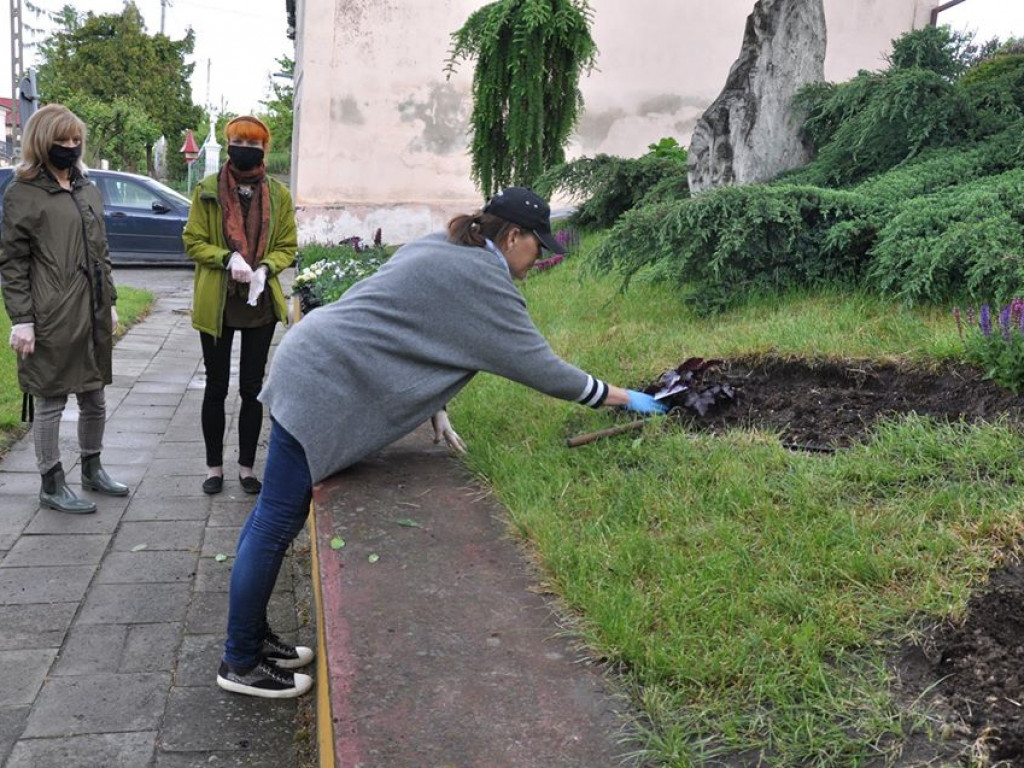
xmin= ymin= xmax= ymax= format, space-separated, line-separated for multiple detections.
xmin=0 ymin=274 xmax=312 ymax=768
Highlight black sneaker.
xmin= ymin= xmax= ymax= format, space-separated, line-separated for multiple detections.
xmin=262 ymin=631 xmax=315 ymax=669
xmin=216 ymin=659 xmax=313 ymax=699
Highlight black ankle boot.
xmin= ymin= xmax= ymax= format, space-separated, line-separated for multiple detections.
xmin=40 ymin=463 xmax=97 ymax=514
xmin=81 ymin=453 xmax=130 ymax=496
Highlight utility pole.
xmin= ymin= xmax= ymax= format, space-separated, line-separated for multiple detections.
xmin=160 ymin=0 xmax=171 ymax=34
xmin=10 ymin=0 xmax=25 ymax=155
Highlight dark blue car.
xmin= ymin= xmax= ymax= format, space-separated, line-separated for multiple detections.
xmin=0 ymin=166 xmax=191 ymax=265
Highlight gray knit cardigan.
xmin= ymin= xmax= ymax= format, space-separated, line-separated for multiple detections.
xmin=260 ymin=232 xmax=609 ymax=483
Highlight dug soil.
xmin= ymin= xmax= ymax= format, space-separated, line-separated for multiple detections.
xmin=662 ymin=355 xmax=1024 ymax=449
xmin=653 ymin=356 xmax=1024 ymax=765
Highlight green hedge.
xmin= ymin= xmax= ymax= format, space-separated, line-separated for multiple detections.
xmin=591 ymin=184 xmax=874 ymax=313
xmin=867 ymin=169 xmax=1024 ymax=304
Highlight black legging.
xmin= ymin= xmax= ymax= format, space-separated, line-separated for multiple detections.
xmin=200 ymin=324 xmax=276 ymax=469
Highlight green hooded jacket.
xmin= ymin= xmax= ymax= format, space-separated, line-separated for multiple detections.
xmin=183 ymin=171 xmax=297 ymax=336
xmin=0 ymin=169 xmax=116 ymax=397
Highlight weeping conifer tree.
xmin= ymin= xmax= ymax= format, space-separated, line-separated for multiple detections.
xmin=445 ymin=0 xmax=597 ymax=197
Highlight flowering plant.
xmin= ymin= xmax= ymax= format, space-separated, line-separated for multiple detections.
xmin=955 ymin=298 xmax=1024 ymax=393
xmin=531 ymin=227 xmax=579 ymax=273
xmin=533 ymin=254 xmax=564 ymax=271
xmin=294 ymin=229 xmax=388 ymax=312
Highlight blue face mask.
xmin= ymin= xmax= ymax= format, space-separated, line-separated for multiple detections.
xmin=48 ymin=144 xmax=81 ymax=170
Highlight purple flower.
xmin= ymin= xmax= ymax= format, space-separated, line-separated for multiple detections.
xmin=1000 ymin=305 xmax=1012 ymax=340
xmin=554 ymin=227 xmax=580 ymax=254
xmin=1012 ymin=297 xmax=1024 ymax=331
xmin=980 ymin=304 xmax=992 ymax=337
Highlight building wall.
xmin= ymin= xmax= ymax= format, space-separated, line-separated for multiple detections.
xmin=292 ymin=0 xmax=938 ymax=244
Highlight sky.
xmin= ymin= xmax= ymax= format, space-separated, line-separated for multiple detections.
xmin=1 ymin=0 xmax=1022 ymax=111
xmin=939 ymin=0 xmax=1024 ymax=44
xmin=1 ymin=0 xmax=292 ymax=116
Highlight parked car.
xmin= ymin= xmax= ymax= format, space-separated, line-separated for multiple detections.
xmin=0 ymin=166 xmax=192 ymax=265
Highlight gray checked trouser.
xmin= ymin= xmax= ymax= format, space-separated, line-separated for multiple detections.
xmin=33 ymin=389 xmax=107 ymax=475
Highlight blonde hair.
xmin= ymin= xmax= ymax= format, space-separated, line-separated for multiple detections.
xmin=15 ymin=103 xmax=88 ymax=180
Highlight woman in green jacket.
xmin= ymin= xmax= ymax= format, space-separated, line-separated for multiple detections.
xmin=0 ymin=103 xmax=128 ymax=514
xmin=183 ymin=115 xmax=297 ymax=496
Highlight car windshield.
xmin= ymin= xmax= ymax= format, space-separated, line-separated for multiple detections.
xmin=148 ymin=179 xmax=191 ymax=206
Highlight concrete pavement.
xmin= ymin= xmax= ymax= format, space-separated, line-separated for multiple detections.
xmin=1 ymin=265 xmax=637 ymax=768
xmin=0 ymin=268 xmax=314 ymax=767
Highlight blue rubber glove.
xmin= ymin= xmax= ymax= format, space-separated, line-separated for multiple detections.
xmin=625 ymin=390 xmax=668 ymax=415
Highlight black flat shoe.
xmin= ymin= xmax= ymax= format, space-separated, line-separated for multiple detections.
xmin=202 ymin=475 xmax=224 ymax=495
xmin=239 ymin=475 xmax=262 ymax=495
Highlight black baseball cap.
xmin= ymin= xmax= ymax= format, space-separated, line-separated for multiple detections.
xmin=483 ymin=187 xmax=564 ymax=254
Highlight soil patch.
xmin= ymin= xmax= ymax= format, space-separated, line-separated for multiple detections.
xmin=660 ymin=356 xmax=1024 ymax=448
xmin=897 ymin=567 xmax=1024 ymax=766
xmin=650 ymin=356 xmax=1024 ymax=764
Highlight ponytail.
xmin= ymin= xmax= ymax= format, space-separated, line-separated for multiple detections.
xmin=448 ymin=211 xmax=518 ymax=250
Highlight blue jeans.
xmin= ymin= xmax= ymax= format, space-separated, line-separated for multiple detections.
xmin=224 ymin=418 xmax=313 ymax=669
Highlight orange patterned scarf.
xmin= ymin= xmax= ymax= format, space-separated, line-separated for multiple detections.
xmin=218 ymin=162 xmax=269 ymax=268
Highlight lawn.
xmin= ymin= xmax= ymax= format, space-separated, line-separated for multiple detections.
xmin=0 ymin=285 xmax=155 ymax=451
xmin=449 ymin=240 xmax=1018 ymax=766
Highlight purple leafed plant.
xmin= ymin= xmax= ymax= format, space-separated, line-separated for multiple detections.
xmin=641 ymin=357 xmax=736 ymax=417
xmin=533 ymin=254 xmax=565 ymax=271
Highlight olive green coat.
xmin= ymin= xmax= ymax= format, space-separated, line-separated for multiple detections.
xmin=183 ymin=172 xmax=297 ymax=337
xmin=0 ymin=169 xmax=116 ymax=397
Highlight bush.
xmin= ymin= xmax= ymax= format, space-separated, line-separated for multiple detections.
xmin=534 ymin=139 xmax=689 ymax=231
xmin=590 ymin=184 xmax=873 ymax=313
xmin=793 ymin=68 xmax=968 ymax=187
xmin=886 ymin=24 xmax=976 ymax=79
xmin=956 ymin=53 xmax=1024 ymax=136
xmin=264 ymin=150 xmax=291 ymax=176
xmin=866 ymin=169 xmax=1024 ymax=305
xmin=850 ymin=120 xmax=1024 ymax=204
xmin=789 ymin=27 xmax=1009 ymax=190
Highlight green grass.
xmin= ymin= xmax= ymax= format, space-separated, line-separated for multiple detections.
xmin=0 ymin=285 xmax=155 ymax=449
xmin=451 ymin=243 xmax=1015 ymax=766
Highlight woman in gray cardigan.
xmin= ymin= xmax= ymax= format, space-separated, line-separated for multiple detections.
xmin=216 ymin=187 xmax=667 ymax=699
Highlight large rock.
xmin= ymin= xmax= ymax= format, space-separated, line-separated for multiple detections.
xmin=688 ymin=0 xmax=826 ymax=193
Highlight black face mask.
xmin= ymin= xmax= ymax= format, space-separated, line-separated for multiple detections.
xmin=228 ymin=145 xmax=264 ymax=171
xmin=48 ymin=144 xmax=82 ymax=170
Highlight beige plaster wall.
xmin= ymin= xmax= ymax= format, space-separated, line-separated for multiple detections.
xmin=292 ymin=0 xmax=938 ymax=245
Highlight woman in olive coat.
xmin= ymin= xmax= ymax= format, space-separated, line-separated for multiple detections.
xmin=183 ymin=115 xmax=297 ymax=497
xmin=0 ymin=103 xmax=128 ymax=514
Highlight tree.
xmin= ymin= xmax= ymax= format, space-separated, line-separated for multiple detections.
xmin=37 ymin=2 xmax=203 ymax=175
xmin=445 ymin=0 xmax=596 ymax=197
xmin=260 ymin=56 xmax=294 ymax=163
xmin=64 ymin=94 xmax=161 ymax=172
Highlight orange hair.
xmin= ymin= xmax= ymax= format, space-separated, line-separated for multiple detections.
xmin=224 ymin=115 xmax=271 ymax=149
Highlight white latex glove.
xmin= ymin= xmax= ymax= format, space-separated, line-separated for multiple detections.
xmin=111 ymin=306 xmax=119 ymax=330
xmin=247 ymin=266 xmax=267 ymax=306
xmin=227 ymin=252 xmax=253 ymax=283
xmin=431 ymin=410 xmax=467 ymax=455
xmin=9 ymin=322 xmax=35 ymax=359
